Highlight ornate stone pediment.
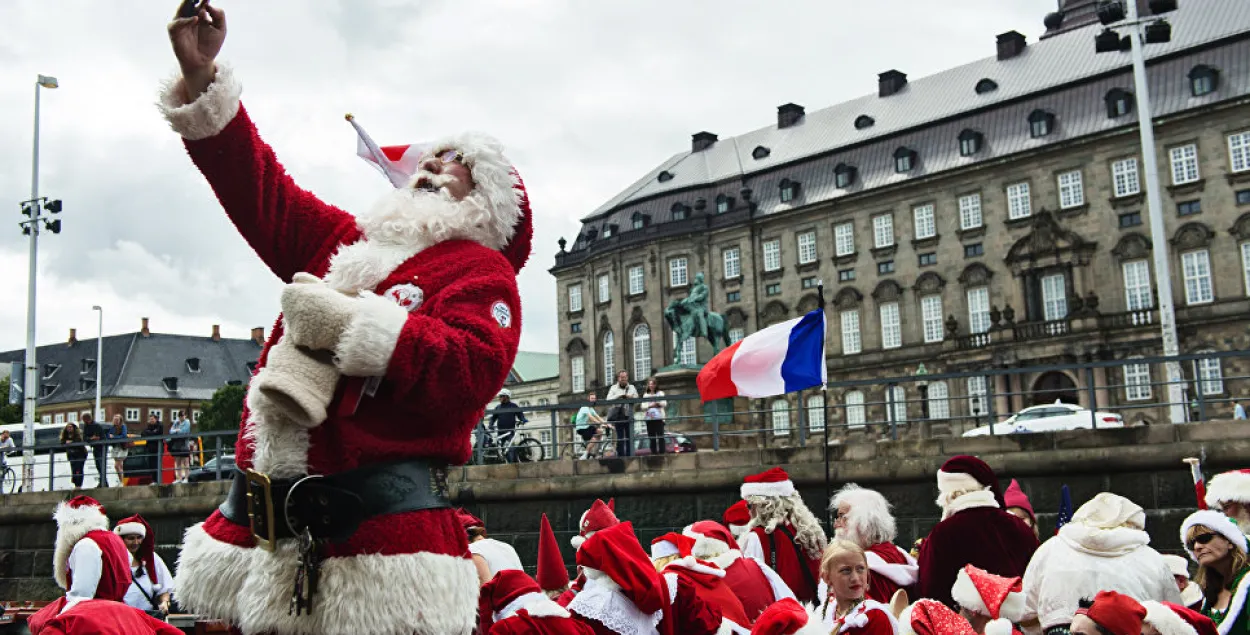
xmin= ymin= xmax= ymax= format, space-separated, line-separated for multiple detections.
xmin=1005 ymin=210 xmax=1096 ymax=272
xmin=759 ymin=301 xmax=790 ymax=325
xmin=724 ymin=307 xmax=747 ymax=328
xmin=959 ymin=263 xmax=994 ymax=287
xmin=1170 ymin=222 xmax=1214 ymax=250
xmin=797 ymin=293 xmax=822 ymax=314
xmin=833 ymin=287 xmax=863 ymax=310
xmin=566 ymin=337 xmax=587 ymax=354
xmin=913 ymin=272 xmax=946 ymax=294
xmin=1231 ymin=213 xmax=1250 ymax=240
xmin=1111 ymin=233 xmax=1152 ymax=260
xmin=872 ymin=280 xmax=904 ymax=303
xmin=597 ymin=317 xmax=613 ymax=335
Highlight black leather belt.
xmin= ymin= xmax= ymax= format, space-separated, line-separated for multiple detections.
xmin=219 ymin=460 xmax=452 ymax=550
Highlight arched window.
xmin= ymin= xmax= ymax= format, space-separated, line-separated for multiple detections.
xmin=1105 ymin=89 xmax=1134 ymax=119
xmin=728 ymin=327 xmax=746 ymax=344
xmin=1189 ymin=65 xmax=1219 ymax=97
xmin=633 ymin=324 xmax=652 ymax=379
xmin=927 ymin=381 xmax=950 ymax=419
xmin=771 ymin=399 xmax=792 ymax=436
xmin=845 ymin=391 xmax=866 ymax=428
xmin=602 ymin=331 xmax=615 ymax=382
xmin=806 ymin=394 xmax=826 ymax=433
xmin=887 ymin=386 xmax=907 ymax=423
xmin=679 ymin=338 xmax=697 ymax=366
xmin=1194 ymin=351 xmax=1224 ymax=396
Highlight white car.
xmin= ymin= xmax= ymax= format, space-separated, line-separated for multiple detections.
xmin=962 ymin=401 xmax=1124 ymax=437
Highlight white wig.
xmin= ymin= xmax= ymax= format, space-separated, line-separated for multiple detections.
xmin=831 ymin=483 xmax=897 ymax=547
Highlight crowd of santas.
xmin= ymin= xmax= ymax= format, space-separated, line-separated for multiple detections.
xmin=471 ymin=458 xmax=1250 ymax=635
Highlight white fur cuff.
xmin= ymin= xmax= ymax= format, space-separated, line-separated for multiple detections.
xmin=157 ymin=63 xmax=243 ymax=141
xmin=334 ymin=292 xmax=408 ymax=377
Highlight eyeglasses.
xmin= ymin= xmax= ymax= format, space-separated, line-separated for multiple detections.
xmin=427 ymin=149 xmax=464 ymax=165
xmin=1187 ymin=533 xmax=1219 ymax=550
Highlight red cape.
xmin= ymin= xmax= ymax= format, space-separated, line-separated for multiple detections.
xmin=28 ymin=599 xmax=182 ymax=635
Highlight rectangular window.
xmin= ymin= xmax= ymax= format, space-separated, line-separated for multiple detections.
xmin=771 ymin=400 xmax=792 ymax=436
xmin=919 ymin=253 xmax=937 ymax=267
xmin=1238 ymin=190 xmax=1250 ymax=205
xmin=1123 ymin=260 xmax=1153 ymax=311
xmin=1119 ymin=211 xmax=1142 ymax=227
xmin=149 ymin=409 xmax=162 ymax=422
xmin=880 ymin=302 xmax=901 ymax=349
xmin=968 ymin=287 xmax=991 ymax=334
xmin=1058 ymin=170 xmax=1085 ymax=209
xmin=802 ymin=277 xmax=819 ymax=289
xmin=669 ymin=257 xmax=688 ymax=287
xmin=877 ymin=261 xmax=895 ymax=275
xmin=797 ymin=231 xmax=818 ymax=264
xmin=807 ymin=395 xmax=826 ymax=433
xmin=597 ymin=274 xmax=610 ymax=304
xmin=1041 ymin=273 xmax=1068 ymax=321
xmin=67 ymin=412 xmax=78 ymax=424
xmin=841 ymin=310 xmax=861 ymax=355
xmin=1231 ymin=131 xmax=1250 ymax=173
xmin=1196 ymin=357 xmax=1225 ymax=395
xmin=723 ymin=247 xmax=741 ymax=279
xmin=763 ymin=239 xmax=781 ymax=272
xmin=571 ymin=356 xmax=585 ymax=393
xmin=838 ymin=269 xmax=856 ymax=282
xmin=887 ymin=386 xmax=907 ymax=424
xmin=1182 ymin=250 xmax=1214 ymax=304
xmin=873 ymin=215 xmax=894 ymax=248
xmin=55 ymin=413 xmax=64 ymax=424
xmin=628 ymin=265 xmax=645 ymax=296
xmin=913 ymin=204 xmax=936 ymax=239
xmin=1170 ymin=144 xmax=1201 ymax=185
xmin=845 ymin=391 xmax=866 ymax=428
xmin=728 ymin=327 xmax=745 ymax=344
xmin=125 ymin=408 xmax=140 ymax=422
xmin=964 ymin=243 xmax=984 ymax=258
xmin=1178 ymin=200 xmax=1202 ymax=216
xmin=967 ymin=376 xmax=988 ymax=417
xmin=1007 ymin=182 xmax=1032 ymax=220
xmin=568 ymin=284 xmax=582 ymax=313
xmin=1242 ymin=242 xmax=1250 ymax=296
xmin=41 ymin=415 xmax=52 ymax=425
xmin=570 ymin=322 xmax=582 ymax=334
xmin=1124 ymin=363 xmax=1152 ymax=401
xmin=835 ymin=223 xmax=855 ymax=257
xmin=727 ymin=291 xmax=741 ymax=303
xmin=679 ymin=338 xmax=697 ymax=366
xmin=927 ymin=382 xmax=950 ymax=419
xmin=766 ymin=283 xmax=781 ymax=296
xmin=1112 ymin=158 xmax=1141 ymax=198
xmin=958 ymin=194 xmax=983 ymax=230
xmin=921 ymin=295 xmax=944 ymax=343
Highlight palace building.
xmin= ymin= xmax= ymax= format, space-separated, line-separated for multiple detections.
xmin=549 ymin=0 xmax=1250 ymax=434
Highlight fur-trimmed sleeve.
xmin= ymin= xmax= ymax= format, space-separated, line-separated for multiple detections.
xmin=158 ymin=64 xmax=359 ymax=281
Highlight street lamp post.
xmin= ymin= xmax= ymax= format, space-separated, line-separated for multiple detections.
xmin=92 ymin=306 xmax=103 ymax=421
xmin=20 ymin=74 xmax=58 ymax=489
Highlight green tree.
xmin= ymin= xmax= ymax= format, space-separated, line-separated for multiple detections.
xmin=0 ymin=377 xmax=21 ymax=424
xmin=197 ymin=383 xmax=246 ymax=451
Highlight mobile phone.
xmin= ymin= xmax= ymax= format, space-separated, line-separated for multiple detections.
xmin=177 ymin=0 xmax=204 ymax=18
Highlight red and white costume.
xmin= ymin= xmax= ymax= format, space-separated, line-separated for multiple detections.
xmin=29 ymin=497 xmax=132 ymax=626
xmin=750 ymin=598 xmax=827 ymax=635
xmin=651 ymin=532 xmax=744 ymax=634
xmin=158 ymin=62 xmax=531 ymax=635
xmin=899 ymin=600 xmax=977 ymax=635
xmin=569 ymin=522 xmax=679 ymax=635
xmin=481 ymin=570 xmax=595 ymax=635
xmin=739 ymin=468 xmax=826 ymax=604
xmin=812 ymin=598 xmax=899 ymax=635
xmin=1205 ymin=469 xmax=1250 ymax=532
xmin=27 ymin=599 xmax=183 ymax=635
xmin=1141 ymin=601 xmax=1220 ymax=635
xmin=685 ymin=520 xmax=795 ymax=623
xmin=724 ymin=501 xmax=751 ymax=542
xmin=829 ymin=482 xmax=919 ymax=604
xmin=571 ymin=499 xmax=620 ymax=550
xmin=950 ymin=565 xmax=1027 ymax=635
xmin=539 ymin=512 xmax=573 ymax=599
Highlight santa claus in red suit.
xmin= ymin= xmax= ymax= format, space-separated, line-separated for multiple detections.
xmin=571 ymin=499 xmax=620 ymax=551
xmin=829 ymin=483 xmax=919 ymax=604
xmin=749 ymin=598 xmax=828 ymax=635
xmin=27 ymin=599 xmax=184 ymax=635
xmin=1204 ymin=469 xmax=1250 ymax=534
xmin=31 ymin=496 xmax=132 ymax=625
xmin=738 ymin=467 xmax=827 ymax=604
xmin=650 ymin=532 xmax=743 ymax=634
xmin=480 ymin=570 xmax=596 ymax=635
xmin=684 ymin=520 xmax=795 ymax=623
xmin=161 ymin=6 xmax=530 ymax=635
xmin=918 ymin=457 xmax=1038 ymax=609
xmin=569 ymin=521 xmax=687 ymax=635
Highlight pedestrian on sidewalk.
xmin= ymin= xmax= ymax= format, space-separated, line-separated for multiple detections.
xmin=81 ymin=414 xmax=108 ymax=488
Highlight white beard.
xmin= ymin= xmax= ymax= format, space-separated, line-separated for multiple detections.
xmin=323 ymin=183 xmax=516 ymax=294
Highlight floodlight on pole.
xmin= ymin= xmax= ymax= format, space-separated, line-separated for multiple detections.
xmin=92 ymin=306 xmax=103 ymax=422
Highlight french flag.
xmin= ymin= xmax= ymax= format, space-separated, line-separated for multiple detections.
xmin=697 ymin=308 xmax=827 ymax=401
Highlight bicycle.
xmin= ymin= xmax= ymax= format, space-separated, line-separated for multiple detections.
xmin=1 ymin=461 xmax=17 ymax=494
xmin=475 ymin=426 xmax=545 ymax=464
xmin=563 ymin=424 xmax=615 ymax=460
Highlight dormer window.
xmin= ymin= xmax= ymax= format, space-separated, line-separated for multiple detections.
xmin=975 ymin=79 xmax=998 ymax=95
xmin=602 ymin=224 xmax=615 ymax=239
xmin=79 ymin=377 xmax=95 ymax=392
xmin=671 ymin=203 xmax=690 ymax=221
xmin=162 ymin=377 xmax=179 ymax=392
xmin=715 ymin=194 xmax=734 ymax=214
xmin=1105 ymin=89 xmax=1134 ymax=119
xmin=585 ymin=228 xmax=598 ymax=242
xmin=1189 ymin=65 xmax=1219 ymax=97
xmin=631 ymin=212 xmax=650 ymax=230
xmin=834 ymin=163 xmax=858 ymax=188
xmin=186 ymin=357 xmax=201 ymax=373
xmin=779 ymin=179 xmax=800 ymax=203
xmin=893 ymin=147 xmax=917 ymax=173
xmin=958 ymin=130 xmax=984 ymax=157
xmin=752 ymin=146 xmax=771 ymax=160
xmin=246 ymin=361 xmax=259 ymax=374
xmin=40 ymin=384 xmax=58 ymax=398
xmin=1028 ymin=110 xmax=1055 ymax=138
xmin=80 ymin=359 xmax=95 ymax=375
xmin=42 ymin=363 xmax=60 ymax=380
xmin=657 ymin=170 xmax=674 ymax=183
xmin=854 ymin=115 xmax=875 ymax=130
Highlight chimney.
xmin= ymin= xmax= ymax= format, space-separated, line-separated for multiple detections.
xmin=997 ymin=31 xmax=1027 ymax=60
xmin=777 ymin=103 xmax=805 ymax=129
xmin=211 ymin=324 xmax=221 ymax=341
xmin=68 ymin=328 xmax=77 ymax=346
xmin=251 ymin=327 xmax=265 ymax=346
xmin=691 ymin=131 xmax=718 ymax=152
xmin=878 ymin=70 xmax=908 ymax=97
xmin=141 ymin=317 xmax=150 ymax=337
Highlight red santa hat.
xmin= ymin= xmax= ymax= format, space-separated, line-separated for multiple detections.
xmin=52 ymin=496 xmax=111 ymax=591
xmin=684 ymin=520 xmax=741 ymax=559
xmin=900 ymin=599 xmax=978 ymax=635
xmin=1180 ymin=509 xmax=1248 ymax=559
xmin=742 ymin=466 xmax=797 ymax=498
xmin=950 ymin=565 xmax=1025 ymax=635
xmin=481 ymin=570 xmax=570 ymax=623
xmin=114 ymin=515 xmax=156 ymax=582
xmin=1076 ymin=591 xmax=1147 ymax=635
xmin=575 ymin=521 xmax=666 ymax=615
xmin=1204 ymin=469 xmax=1250 ymax=509
xmin=1003 ymin=480 xmax=1035 ymax=524
xmin=937 ymin=456 xmax=1004 ymax=506
xmin=650 ymin=532 xmax=696 ymax=560
xmin=724 ymin=500 xmax=751 ymax=536
xmin=456 ymin=508 xmax=485 ymax=531
xmin=537 ymin=513 xmax=570 ymax=593
xmin=1142 ymin=601 xmax=1218 ymax=635
xmin=750 ymin=598 xmax=825 ymax=635
xmin=570 ymin=499 xmax=619 ymax=550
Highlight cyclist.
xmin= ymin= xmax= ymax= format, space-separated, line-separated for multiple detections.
xmin=573 ymin=392 xmax=607 ymax=459
xmin=489 ymin=389 xmax=527 ymax=462
xmin=0 ymin=429 xmax=14 ymax=476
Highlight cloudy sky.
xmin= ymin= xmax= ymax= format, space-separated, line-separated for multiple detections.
xmin=0 ymin=0 xmax=1056 ymax=355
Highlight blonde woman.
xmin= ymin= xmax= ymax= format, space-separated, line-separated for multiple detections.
xmin=817 ymin=539 xmax=899 ymax=635
xmin=1181 ymin=510 xmax=1250 ymax=634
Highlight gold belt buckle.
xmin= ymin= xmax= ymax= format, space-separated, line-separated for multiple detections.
xmin=244 ymin=469 xmax=277 ymax=551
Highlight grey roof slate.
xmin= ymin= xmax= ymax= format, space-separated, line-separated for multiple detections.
xmin=572 ymin=0 xmax=1250 ymax=241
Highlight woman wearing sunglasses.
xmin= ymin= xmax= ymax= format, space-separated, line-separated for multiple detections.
xmin=1181 ymin=510 xmax=1250 ymax=633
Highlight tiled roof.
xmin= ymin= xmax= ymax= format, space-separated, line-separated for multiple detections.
xmin=569 ymin=0 xmax=1250 ymax=248
xmin=0 ymin=331 xmax=261 ymax=407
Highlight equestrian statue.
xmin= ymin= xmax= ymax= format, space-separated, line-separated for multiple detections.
xmin=663 ymin=272 xmax=731 ymax=365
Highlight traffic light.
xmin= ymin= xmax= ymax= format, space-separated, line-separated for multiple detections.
xmin=1097 ymin=0 xmax=1126 ymax=25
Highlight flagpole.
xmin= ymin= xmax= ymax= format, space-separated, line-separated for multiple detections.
xmin=818 ymin=282 xmax=832 ymax=531
xmin=1184 ymin=457 xmax=1207 ymax=510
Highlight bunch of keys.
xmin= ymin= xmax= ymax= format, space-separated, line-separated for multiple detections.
xmin=289 ymin=528 xmax=323 ymax=616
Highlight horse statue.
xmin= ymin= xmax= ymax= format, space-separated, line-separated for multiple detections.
xmin=663 ymin=272 xmax=731 ymax=364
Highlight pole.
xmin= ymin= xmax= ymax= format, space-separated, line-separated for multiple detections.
xmin=816 ymin=282 xmax=832 ymax=528
xmin=94 ymin=307 xmax=103 ymax=421
xmin=1125 ymin=1 xmax=1185 ymax=424
xmin=22 ymin=82 xmax=43 ymax=491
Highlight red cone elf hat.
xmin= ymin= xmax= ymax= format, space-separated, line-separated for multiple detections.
xmin=576 ymin=521 xmax=665 ymax=615
xmin=537 ymin=513 xmax=569 ymax=592
xmin=571 ymin=498 xmax=619 ymax=550
xmin=742 ymin=466 xmax=797 ymax=498
xmin=481 ymin=569 xmax=544 ymax=615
